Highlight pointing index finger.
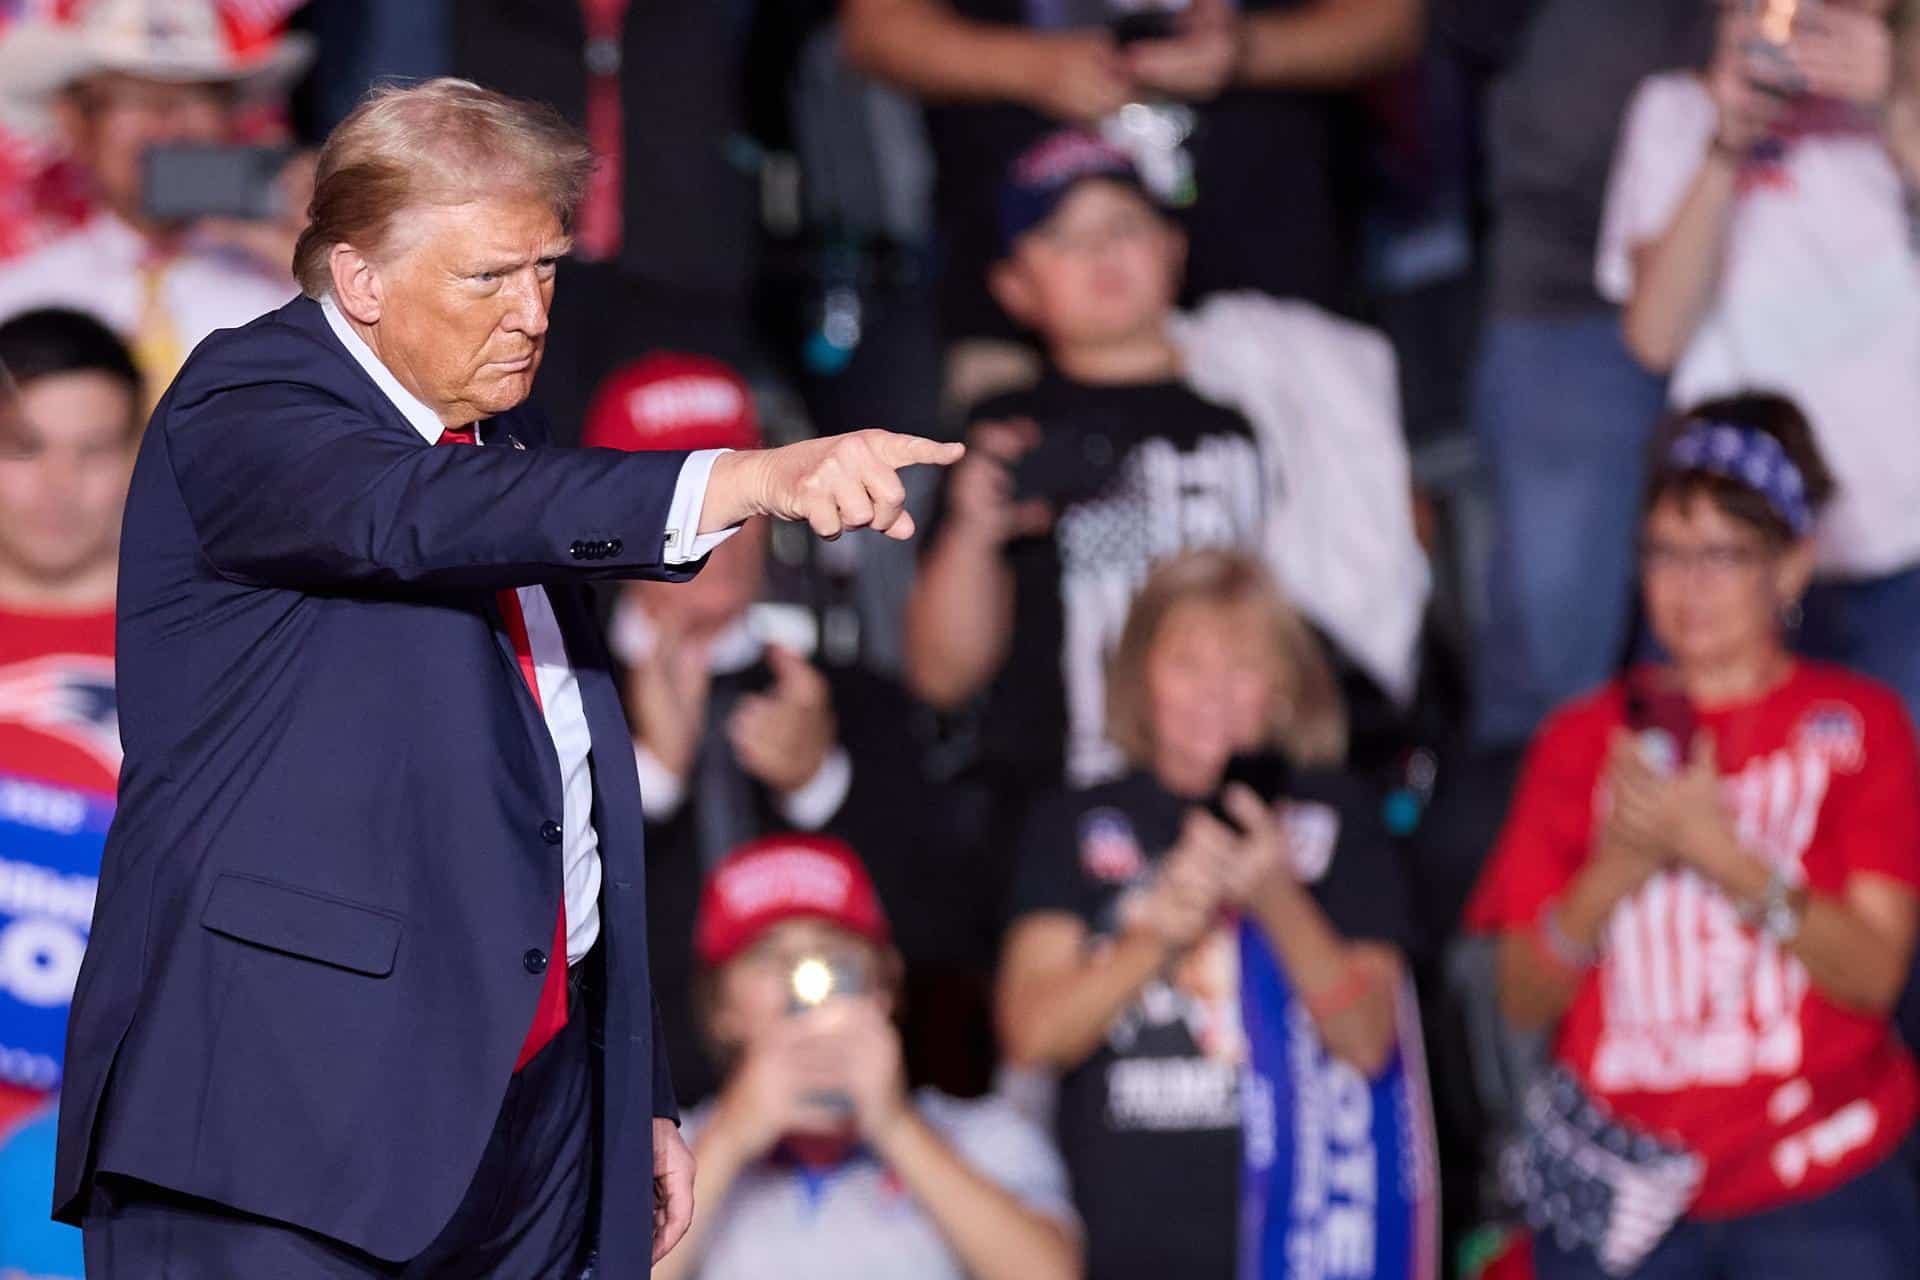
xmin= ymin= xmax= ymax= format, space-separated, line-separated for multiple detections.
xmin=872 ymin=431 xmax=965 ymax=469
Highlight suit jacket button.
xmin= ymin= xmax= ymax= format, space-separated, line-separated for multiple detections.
xmin=605 ymin=538 xmax=622 ymax=557
xmin=569 ymin=541 xmax=589 ymax=559
xmin=540 ymin=820 xmax=563 ymax=845
xmin=523 ymin=948 xmax=549 ymax=974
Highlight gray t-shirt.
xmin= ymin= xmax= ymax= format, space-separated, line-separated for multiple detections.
xmin=1485 ymin=0 xmax=1710 ymax=315
xmin=680 ymin=1089 xmax=1079 ymax=1280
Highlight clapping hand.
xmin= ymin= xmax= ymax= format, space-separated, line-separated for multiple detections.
xmin=1605 ymin=730 xmax=1731 ymax=872
xmin=1215 ymin=783 xmax=1291 ymax=908
xmin=1124 ymin=810 xmax=1236 ymax=950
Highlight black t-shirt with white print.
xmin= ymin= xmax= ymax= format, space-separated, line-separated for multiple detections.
xmin=1011 ymin=765 xmax=1415 ymax=1280
xmin=944 ymin=373 xmax=1266 ymax=791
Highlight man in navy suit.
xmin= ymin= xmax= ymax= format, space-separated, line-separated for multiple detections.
xmin=52 ymin=78 xmax=960 ymax=1277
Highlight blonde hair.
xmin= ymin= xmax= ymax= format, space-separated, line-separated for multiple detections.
xmin=1105 ymin=549 xmax=1348 ymax=770
xmin=291 ymin=78 xmax=595 ymax=299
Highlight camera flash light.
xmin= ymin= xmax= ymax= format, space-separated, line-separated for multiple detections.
xmin=790 ymin=957 xmax=835 ymax=1009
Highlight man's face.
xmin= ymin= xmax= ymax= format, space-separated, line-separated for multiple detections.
xmin=366 ymin=197 xmax=566 ymax=427
xmin=0 ymin=372 xmax=137 ymax=587
xmin=992 ymin=180 xmax=1185 ymax=348
xmin=60 ymin=74 xmax=232 ymax=226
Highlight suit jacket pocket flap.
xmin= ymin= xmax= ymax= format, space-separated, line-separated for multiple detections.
xmin=202 ymin=873 xmax=401 ymax=977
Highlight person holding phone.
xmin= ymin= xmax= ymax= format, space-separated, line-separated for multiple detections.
xmin=841 ymin=0 xmax=1422 ymax=411
xmin=1468 ymin=393 xmax=1920 ymax=1278
xmin=658 ymin=833 xmax=1082 ymax=1280
xmin=0 ymin=0 xmax=311 ymax=408
xmin=588 ymin=352 xmax=995 ymax=1107
xmin=907 ymin=132 xmax=1424 ymax=817
xmin=996 ymin=549 xmax=1428 ymax=1279
xmin=1599 ymin=0 xmax=1920 ymax=722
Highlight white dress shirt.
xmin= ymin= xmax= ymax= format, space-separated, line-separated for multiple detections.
xmin=321 ymin=295 xmax=735 ymax=963
xmin=0 ymin=213 xmax=294 ymax=349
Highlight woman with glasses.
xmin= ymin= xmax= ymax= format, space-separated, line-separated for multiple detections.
xmin=1599 ymin=0 xmax=1920 ymax=720
xmin=1468 ymin=392 xmax=1920 ymax=1279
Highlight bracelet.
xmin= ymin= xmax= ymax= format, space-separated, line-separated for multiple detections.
xmin=1534 ymin=901 xmax=1599 ymax=977
xmin=1303 ymin=962 xmax=1372 ymax=1022
xmin=1740 ymin=863 xmax=1809 ymax=944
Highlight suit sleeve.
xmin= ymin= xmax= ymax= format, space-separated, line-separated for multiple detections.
xmin=164 ymin=374 xmax=707 ymax=591
xmin=651 ymin=990 xmax=681 ymax=1124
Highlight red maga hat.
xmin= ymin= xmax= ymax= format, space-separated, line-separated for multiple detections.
xmin=582 ymin=352 xmax=761 ymax=454
xmin=695 ymin=833 xmax=891 ymax=968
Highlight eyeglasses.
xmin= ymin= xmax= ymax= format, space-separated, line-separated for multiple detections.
xmin=1636 ymin=537 xmax=1772 ymax=576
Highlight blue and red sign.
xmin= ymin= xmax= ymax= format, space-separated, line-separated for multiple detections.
xmin=0 ymin=772 xmax=107 ymax=1091
xmin=1237 ymin=921 xmax=1439 ymax=1280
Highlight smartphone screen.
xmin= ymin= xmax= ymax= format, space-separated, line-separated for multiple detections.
xmin=1624 ymin=672 xmax=1699 ymax=775
xmin=1206 ymin=754 xmax=1291 ymax=827
xmin=141 ymin=144 xmax=289 ymax=224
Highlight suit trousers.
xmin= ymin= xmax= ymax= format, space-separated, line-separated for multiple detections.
xmin=82 ymin=976 xmax=595 ymax=1279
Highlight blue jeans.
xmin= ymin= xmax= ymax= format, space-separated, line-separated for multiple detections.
xmin=1532 ymin=1142 xmax=1920 ymax=1280
xmin=1799 ymin=565 xmax=1920 ymax=730
xmin=1471 ymin=310 xmax=1670 ymax=748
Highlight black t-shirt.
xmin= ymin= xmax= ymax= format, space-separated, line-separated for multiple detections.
xmin=938 ymin=373 xmax=1266 ymax=790
xmin=1484 ymin=0 xmax=1709 ymax=315
xmin=1011 ymin=766 xmax=1416 ymax=1280
xmin=930 ymin=0 xmax=1344 ymax=341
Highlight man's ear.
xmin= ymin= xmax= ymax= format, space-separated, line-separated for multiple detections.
xmin=988 ymin=258 xmax=1040 ymax=330
xmin=329 ymin=244 xmax=384 ymax=326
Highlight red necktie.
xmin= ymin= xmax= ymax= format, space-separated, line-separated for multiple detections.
xmin=440 ymin=426 xmax=569 ymax=1069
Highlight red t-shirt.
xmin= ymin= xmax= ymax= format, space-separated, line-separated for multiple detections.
xmin=0 ymin=605 xmax=118 ymax=796
xmin=1468 ymin=662 xmax=1920 ymax=1217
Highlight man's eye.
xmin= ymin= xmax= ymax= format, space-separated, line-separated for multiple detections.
xmin=474 ymin=272 xmax=498 ymax=284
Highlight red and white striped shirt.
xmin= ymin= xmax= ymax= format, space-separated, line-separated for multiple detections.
xmin=1470 ymin=662 xmax=1920 ymax=1216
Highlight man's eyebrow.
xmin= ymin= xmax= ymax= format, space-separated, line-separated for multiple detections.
xmin=462 ymin=244 xmax=572 ymax=275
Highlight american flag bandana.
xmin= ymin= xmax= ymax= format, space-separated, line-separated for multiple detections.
xmin=1507 ymin=1066 xmax=1703 ymax=1276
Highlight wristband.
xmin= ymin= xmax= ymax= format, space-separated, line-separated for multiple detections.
xmin=1303 ymin=961 xmax=1371 ymax=1022
xmin=1740 ymin=864 xmax=1808 ymax=944
xmin=1534 ymin=901 xmax=1599 ymax=976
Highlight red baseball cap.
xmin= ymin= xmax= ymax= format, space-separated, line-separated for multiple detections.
xmin=581 ymin=352 xmax=761 ymax=454
xmin=695 ymin=834 xmax=892 ymax=968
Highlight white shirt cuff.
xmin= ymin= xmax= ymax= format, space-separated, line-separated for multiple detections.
xmin=664 ymin=449 xmax=743 ymax=566
xmin=634 ymin=743 xmax=688 ymax=821
xmin=775 ymin=746 xmax=852 ymax=831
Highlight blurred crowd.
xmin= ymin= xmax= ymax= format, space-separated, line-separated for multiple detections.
xmin=3 ymin=0 xmax=1920 ymax=1277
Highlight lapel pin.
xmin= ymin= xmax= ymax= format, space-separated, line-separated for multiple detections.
xmin=508 ymin=433 xmax=527 ymax=451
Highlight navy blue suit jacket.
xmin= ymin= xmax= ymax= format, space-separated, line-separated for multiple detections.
xmin=55 ymin=296 xmax=696 ymax=1271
